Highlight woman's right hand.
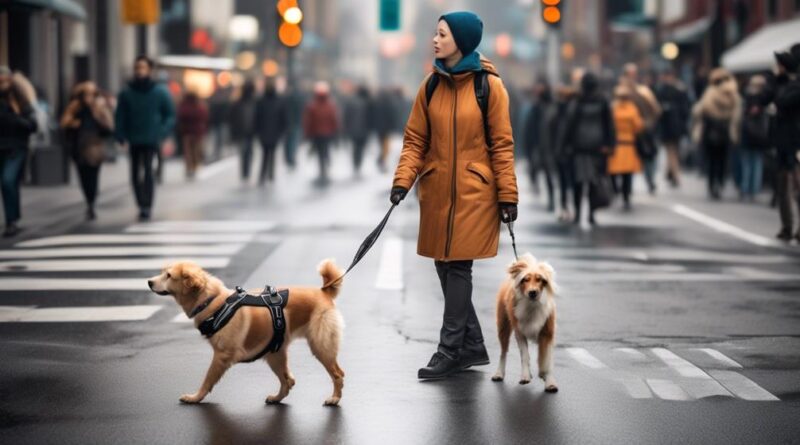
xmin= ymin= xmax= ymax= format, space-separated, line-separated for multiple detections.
xmin=390 ymin=187 xmax=408 ymax=205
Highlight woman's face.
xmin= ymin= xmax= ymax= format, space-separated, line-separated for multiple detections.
xmin=433 ymin=20 xmax=459 ymax=60
xmin=81 ymin=85 xmax=97 ymax=104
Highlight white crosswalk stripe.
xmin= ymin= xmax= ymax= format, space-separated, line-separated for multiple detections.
xmin=709 ymin=370 xmax=780 ymax=401
xmin=566 ymin=347 xmax=608 ymax=369
xmin=646 ymin=379 xmax=692 ymax=401
xmin=693 ymin=348 xmax=743 ymax=368
xmin=651 ymin=348 xmax=711 ymax=379
xmin=0 ymin=278 xmax=147 ymax=291
xmin=0 ymin=244 xmax=244 ymax=259
xmin=125 ymin=220 xmax=276 ymax=233
xmin=0 ymin=305 xmax=162 ymax=322
xmin=16 ymin=233 xmax=256 ymax=247
xmin=0 ymin=257 xmax=229 ymax=272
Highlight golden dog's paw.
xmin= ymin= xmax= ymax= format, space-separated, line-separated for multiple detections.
xmin=265 ymin=395 xmax=284 ymax=405
xmin=323 ymin=397 xmax=340 ymax=407
xmin=545 ymin=384 xmax=559 ymax=393
xmin=518 ymin=378 xmax=531 ymax=385
xmin=179 ymin=393 xmax=204 ymax=404
xmin=491 ymin=374 xmax=504 ymax=382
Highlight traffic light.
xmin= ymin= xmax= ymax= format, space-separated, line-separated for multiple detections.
xmin=121 ymin=0 xmax=160 ymax=25
xmin=541 ymin=0 xmax=562 ymax=27
xmin=380 ymin=0 xmax=401 ymax=31
xmin=277 ymin=0 xmax=303 ymax=48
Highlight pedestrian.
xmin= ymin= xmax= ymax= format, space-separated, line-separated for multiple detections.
xmin=690 ymin=68 xmax=742 ymax=200
xmin=559 ymin=72 xmax=615 ymax=225
xmin=607 ymin=84 xmax=644 ymax=209
xmin=302 ymin=81 xmax=339 ymax=185
xmin=390 ymin=11 xmax=518 ymax=379
xmin=282 ymin=83 xmax=303 ymax=170
xmin=344 ymin=85 xmax=374 ymax=177
xmin=656 ymin=68 xmax=690 ymax=187
xmin=373 ymin=88 xmax=397 ymax=172
xmin=621 ymin=63 xmax=662 ymax=194
xmin=254 ymin=80 xmax=288 ymax=185
xmin=553 ymin=85 xmax=578 ymax=222
xmin=229 ymin=80 xmax=257 ymax=181
xmin=739 ymin=75 xmax=771 ymax=201
xmin=60 ymin=81 xmax=114 ymax=220
xmin=114 ymin=55 xmax=176 ymax=221
xmin=208 ymin=82 xmax=231 ymax=161
xmin=176 ymin=90 xmax=209 ymax=180
xmin=524 ymin=80 xmax=558 ymax=211
xmin=0 ymin=67 xmax=37 ymax=237
xmin=771 ymin=43 xmax=800 ymax=242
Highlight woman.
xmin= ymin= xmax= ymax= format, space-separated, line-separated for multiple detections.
xmin=691 ymin=68 xmax=742 ymax=200
xmin=390 ymin=12 xmax=518 ymax=379
xmin=607 ymin=85 xmax=644 ymax=209
xmin=559 ymin=73 xmax=615 ymax=225
xmin=552 ymin=85 xmax=578 ymax=222
xmin=0 ymin=67 xmax=37 ymax=237
xmin=60 ymin=81 xmax=114 ymax=220
xmin=254 ymin=81 xmax=287 ymax=184
xmin=303 ymin=81 xmax=339 ymax=185
xmin=344 ymin=85 xmax=373 ymax=177
xmin=524 ymin=80 xmax=558 ymax=211
xmin=176 ymin=91 xmax=209 ymax=179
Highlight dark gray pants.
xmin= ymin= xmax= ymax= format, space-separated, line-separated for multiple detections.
xmin=435 ymin=260 xmax=484 ymax=359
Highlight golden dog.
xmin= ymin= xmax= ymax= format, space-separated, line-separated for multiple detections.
xmin=491 ymin=253 xmax=558 ymax=392
xmin=148 ymin=259 xmax=345 ymax=406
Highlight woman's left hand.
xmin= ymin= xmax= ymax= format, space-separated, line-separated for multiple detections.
xmin=499 ymin=203 xmax=518 ymax=223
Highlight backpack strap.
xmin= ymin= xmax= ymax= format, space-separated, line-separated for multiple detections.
xmin=474 ymin=71 xmax=492 ymax=148
xmin=425 ymin=73 xmax=440 ymax=107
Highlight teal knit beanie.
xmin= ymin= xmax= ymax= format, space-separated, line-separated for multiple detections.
xmin=439 ymin=11 xmax=483 ymax=55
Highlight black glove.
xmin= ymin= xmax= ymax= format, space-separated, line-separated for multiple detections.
xmin=499 ymin=202 xmax=518 ymax=223
xmin=390 ymin=187 xmax=408 ymax=205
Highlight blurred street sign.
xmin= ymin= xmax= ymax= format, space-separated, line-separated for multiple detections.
xmin=380 ymin=0 xmax=401 ymax=31
xmin=121 ymin=0 xmax=160 ymax=25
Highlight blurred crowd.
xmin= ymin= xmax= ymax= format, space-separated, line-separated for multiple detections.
xmin=1 ymin=42 xmax=799 ymax=244
xmin=516 ymin=43 xmax=800 ymax=242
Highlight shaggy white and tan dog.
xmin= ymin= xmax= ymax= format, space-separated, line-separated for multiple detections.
xmin=491 ymin=253 xmax=558 ymax=392
xmin=148 ymin=259 xmax=346 ymax=406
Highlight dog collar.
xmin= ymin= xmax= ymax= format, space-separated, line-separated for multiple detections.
xmin=189 ymin=295 xmax=220 ymax=318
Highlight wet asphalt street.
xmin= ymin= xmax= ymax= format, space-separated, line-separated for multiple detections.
xmin=1 ymin=142 xmax=799 ymax=445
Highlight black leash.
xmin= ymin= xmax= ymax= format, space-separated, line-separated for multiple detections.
xmin=322 ymin=204 xmax=397 ymax=289
xmin=506 ymin=221 xmax=519 ymax=260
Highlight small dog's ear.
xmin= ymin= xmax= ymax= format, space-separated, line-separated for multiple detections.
xmin=181 ymin=264 xmax=207 ymax=296
xmin=540 ymin=262 xmax=558 ymax=294
xmin=507 ymin=260 xmax=527 ymax=278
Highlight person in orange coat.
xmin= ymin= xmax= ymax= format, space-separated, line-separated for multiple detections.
xmin=390 ymin=12 xmax=518 ymax=380
xmin=608 ymin=85 xmax=644 ymax=209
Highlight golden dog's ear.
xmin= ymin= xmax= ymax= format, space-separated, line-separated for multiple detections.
xmin=181 ymin=263 xmax=207 ymax=296
xmin=539 ymin=262 xmax=558 ymax=294
xmin=507 ymin=260 xmax=527 ymax=278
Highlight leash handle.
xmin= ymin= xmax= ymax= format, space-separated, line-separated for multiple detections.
xmin=506 ymin=221 xmax=519 ymax=260
xmin=322 ymin=204 xmax=397 ymax=289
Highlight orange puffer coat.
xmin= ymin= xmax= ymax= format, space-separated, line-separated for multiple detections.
xmin=392 ymin=58 xmax=518 ymax=261
xmin=608 ymin=99 xmax=644 ymax=175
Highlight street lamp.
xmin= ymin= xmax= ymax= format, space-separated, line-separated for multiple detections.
xmin=661 ymin=42 xmax=679 ymax=60
xmin=283 ymin=7 xmax=303 ymax=25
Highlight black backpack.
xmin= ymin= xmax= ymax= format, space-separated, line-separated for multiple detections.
xmin=425 ymin=71 xmax=494 ymax=147
xmin=703 ymin=115 xmax=730 ymax=147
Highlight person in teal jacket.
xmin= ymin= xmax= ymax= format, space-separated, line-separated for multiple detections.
xmin=115 ymin=55 xmax=175 ymax=221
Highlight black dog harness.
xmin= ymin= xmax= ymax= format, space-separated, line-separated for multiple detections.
xmin=191 ymin=285 xmax=289 ymax=362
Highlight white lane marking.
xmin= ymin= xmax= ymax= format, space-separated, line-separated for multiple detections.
xmin=126 ymin=221 xmax=276 ymax=233
xmin=646 ymin=379 xmax=692 ymax=401
xmin=651 ymin=348 xmax=711 ymax=379
xmin=616 ymin=377 xmax=653 ymax=399
xmin=0 ymin=305 xmax=162 ymax=322
xmin=17 ymin=233 xmax=255 ymax=247
xmin=172 ymin=312 xmax=191 ymax=323
xmin=0 ymin=244 xmax=244 ymax=259
xmin=670 ymin=204 xmax=777 ymax=247
xmin=196 ymin=155 xmax=238 ymax=180
xmin=375 ymin=237 xmax=403 ymax=290
xmin=566 ymin=347 xmax=608 ymax=369
xmin=0 ymin=278 xmax=148 ymax=291
xmin=681 ymin=379 xmax=734 ymax=399
xmin=709 ymin=370 xmax=780 ymax=401
xmin=565 ymin=272 xmax=798 ymax=282
xmin=694 ymin=348 xmax=743 ymax=369
xmin=614 ymin=348 xmax=649 ymax=360
xmin=0 ymin=257 xmax=229 ymax=272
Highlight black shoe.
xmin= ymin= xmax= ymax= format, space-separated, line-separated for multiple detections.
xmin=776 ymin=228 xmax=792 ymax=242
xmin=86 ymin=207 xmax=96 ymax=221
xmin=418 ymin=352 xmax=461 ymax=380
xmin=138 ymin=208 xmax=151 ymax=221
xmin=459 ymin=344 xmax=490 ymax=370
xmin=2 ymin=223 xmax=20 ymax=238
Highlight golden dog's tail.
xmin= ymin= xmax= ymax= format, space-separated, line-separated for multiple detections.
xmin=319 ymin=259 xmax=344 ymax=298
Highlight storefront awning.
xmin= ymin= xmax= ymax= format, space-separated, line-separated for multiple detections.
xmin=666 ymin=16 xmax=713 ymax=44
xmin=722 ymin=17 xmax=800 ymax=73
xmin=5 ymin=0 xmax=87 ymax=20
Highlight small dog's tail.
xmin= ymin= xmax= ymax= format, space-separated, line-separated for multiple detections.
xmin=319 ymin=259 xmax=344 ymax=298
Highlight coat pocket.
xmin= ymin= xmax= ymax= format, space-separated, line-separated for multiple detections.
xmin=466 ymin=162 xmax=492 ymax=185
xmin=463 ymin=162 xmax=495 ymax=202
xmin=417 ymin=164 xmax=436 ymax=202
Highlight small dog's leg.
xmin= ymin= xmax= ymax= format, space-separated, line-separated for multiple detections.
xmin=320 ymin=360 xmax=345 ymax=407
xmin=180 ymin=353 xmax=234 ymax=404
xmin=515 ymin=331 xmax=532 ymax=384
xmin=265 ymin=351 xmax=294 ymax=404
xmin=538 ymin=335 xmax=558 ymax=393
xmin=492 ymin=314 xmax=512 ymax=382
